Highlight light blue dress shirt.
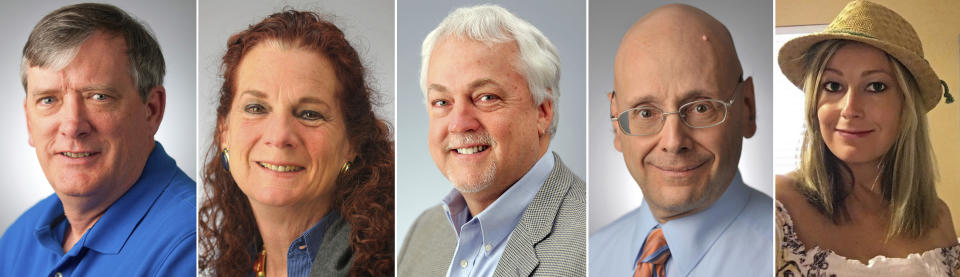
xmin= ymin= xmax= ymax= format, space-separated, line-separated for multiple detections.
xmin=590 ymin=171 xmax=772 ymax=276
xmin=442 ymin=150 xmax=554 ymax=277
xmin=281 ymin=211 xmax=337 ymax=277
xmin=0 ymin=143 xmax=195 ymax=277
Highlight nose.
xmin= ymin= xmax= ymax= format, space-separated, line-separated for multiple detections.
xmin=447 ymin=101 xmax=481 ymax=134
xmin=839 ymin=88 xmax=863 ymax=119
xmin=262 ymin=113 xmax=298 ymax=149
xmin=58 ymin=93 xmax=92 ymax=139
xmin=658 ymin=112 xmax=691 ymax=154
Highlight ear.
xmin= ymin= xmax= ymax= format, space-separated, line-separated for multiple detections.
xmin=218 ymin=116 xmax=229 ymax=150
xmin=609 ymin=91 xmax=623 ymax=152
xmin=144 ymin=85 xmax=166 ymax=135
xmin=740 ymin=77 xmax=757 ymax=139
xmin=24 ymin=99 xmax=35 ymax=147
xmin=536 ymin=89 xmax=555 ymax=137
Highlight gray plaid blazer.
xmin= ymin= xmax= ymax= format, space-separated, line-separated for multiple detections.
xmin=398 ymin=152 xmax=586 ymax=276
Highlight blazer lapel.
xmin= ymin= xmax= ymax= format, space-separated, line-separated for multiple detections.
xmin=494 ymin=153 xmax=573 ymax=276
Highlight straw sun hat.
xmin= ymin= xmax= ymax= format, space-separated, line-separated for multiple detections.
xmin=778 ymin=0 xmax=953 ymax=111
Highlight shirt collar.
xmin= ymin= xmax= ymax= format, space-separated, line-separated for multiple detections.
xmin=441 ymin=148 xmax=555 ymax=248
xmin=292 ymin=210 xmax=338 ymax=261
xmin=34 ymin=142 xmax=180 ymax=254
xmin=657 ymin=171 xmax=751 ymax=277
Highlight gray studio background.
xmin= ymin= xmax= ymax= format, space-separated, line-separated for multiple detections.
xmin=0 ymin=0 xmax=196 ymax=231
xmin=197 ymin=0 xmax=394 ymax=223
xmin=589 ymin=0 xmax=774 ymax=233
xmin=397 ymin=0 xmax=587 ymax=254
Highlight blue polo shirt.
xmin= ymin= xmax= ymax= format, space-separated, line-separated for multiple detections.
xmin=0 ymin=142 xmax=196 ymax=277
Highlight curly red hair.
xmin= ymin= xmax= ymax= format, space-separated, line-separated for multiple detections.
xmin=198 ymin=10 xmax=394 ymax=276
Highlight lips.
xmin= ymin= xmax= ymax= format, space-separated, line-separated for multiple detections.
xmin=836 ymin=128 xmax=874 ymax=138
xmin=651 ymin=160 xmax=707 ymax=172
xmin=58 ymin=151 xmax=99 ymax=158
xmin=451 ymin=145 xmax=489 ymax=155
xmin=257 ymin=161 xmax=305 ymax=172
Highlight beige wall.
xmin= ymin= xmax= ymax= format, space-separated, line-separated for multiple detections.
xmin=777 ymin=0 xmax=960 ymax=235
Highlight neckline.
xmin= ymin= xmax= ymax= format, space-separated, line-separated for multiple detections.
xmin=776 ymin=200 xmax=960 ymax=267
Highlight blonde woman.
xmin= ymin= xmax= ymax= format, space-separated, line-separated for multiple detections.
xmin=775 ymin=0 xmax=959 ymax=275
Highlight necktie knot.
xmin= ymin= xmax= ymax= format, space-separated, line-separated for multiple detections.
xmin=635 ymin=227 xmax=671 ymax=277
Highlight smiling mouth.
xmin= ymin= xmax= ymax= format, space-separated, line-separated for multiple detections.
xmin=837 ymin=129 xmax=873 ymax=136
xmin=651 ymin=160 xmax=707 ymax=172
xmin=61 ymin=152 xmax=97 ymax=158
xmin=257 ymin=162 xmax=305 ymax=172
xmin=453 ymin=145 xmax=489 ymax=155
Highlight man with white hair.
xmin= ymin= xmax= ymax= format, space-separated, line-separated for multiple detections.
xmin=398 ymin=4 xmax=585 ymax=276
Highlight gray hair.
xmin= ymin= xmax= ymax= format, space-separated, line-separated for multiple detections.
xmin=420 ymin=4 xmax=562 ymax=136
xmin=21 ymin=3 xmax=165 ymax=101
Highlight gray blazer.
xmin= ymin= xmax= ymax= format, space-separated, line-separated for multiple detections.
xmin=398 ymin=152 xmax=586 ymax=276
xmin=309 ymin=213 xmax=353 ymax=277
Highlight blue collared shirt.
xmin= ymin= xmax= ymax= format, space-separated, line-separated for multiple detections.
xmin=283 ymin=211 xmax=338 ymax=277
xmin=442 ymin=150 xmax=555 ymax=277
xmin=0 ymin=143 xmax=196 ymax=277
xmin=590 ymin=171 xmax=772 ymax=276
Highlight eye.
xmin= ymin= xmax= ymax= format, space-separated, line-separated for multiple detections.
xmin=478 ymin=94 xmax=500 ymax=102
xmin=298 ymin=110 xmax=325 ymax=121
xmin=91 ymin=93 xmax=108 ymax=101
xmin=822 ymin=81 xmax=843 ymax=93
xmin=866 ymin=82 xmax=887 ymax=93
xmin=39 ymin=96 xmax=56 ymax=105
xmin=693 ymin=103 xmax=711 ymax=113
xmin=635 ymin=107 xmax=658 ymax=119
xmin=244 ymin=103 xmax=266 ymax=114
xmin=431 ymin=99 xmax=450 ymax=108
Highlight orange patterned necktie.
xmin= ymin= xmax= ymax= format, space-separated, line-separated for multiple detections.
xmin=634 ymin=227 xmax=671 ymax=277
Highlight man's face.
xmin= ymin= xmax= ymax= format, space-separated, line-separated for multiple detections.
xmin=24 ymin=31 xmax=163 ymax=198
xmin=425 ymin=37 xmax=552 ymax=193
xmin=611 ymin=35 xmax=755 ymax=219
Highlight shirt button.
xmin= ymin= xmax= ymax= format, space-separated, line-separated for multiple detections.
xmin=460 ymin=259 xmax=468 ymax=268
xmin=54 ymin=273 xmax=63 ymax=277
xmin=298 ymin=245 xmax=307 ymax=250
xmin=484 ymin=244 xmax=492 ymax=252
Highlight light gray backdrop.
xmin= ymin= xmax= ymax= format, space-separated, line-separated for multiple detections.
xmin=396 ymin=0 xmax=587 ymax=255
xmin=589 ymin=0 xmax=774 ymax=233
xmin=0 ymin=0 xmax=196 ymax=231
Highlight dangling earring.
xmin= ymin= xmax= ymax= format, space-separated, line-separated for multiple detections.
xmin=221 ymin=148 xmax=231 ymax=172
xmin=340 ymin=160 xmax=352 ymax=175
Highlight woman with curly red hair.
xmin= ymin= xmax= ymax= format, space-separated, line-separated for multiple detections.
xmin=198 ymin=10 xmax=393 ymax=276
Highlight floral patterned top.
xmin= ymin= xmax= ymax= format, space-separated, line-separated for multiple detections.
xmin=776 ymin=201 xmax=960 ymax=277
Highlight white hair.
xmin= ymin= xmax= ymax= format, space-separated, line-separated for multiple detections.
xmin=420 ymin=4 xmax=562 ymax=136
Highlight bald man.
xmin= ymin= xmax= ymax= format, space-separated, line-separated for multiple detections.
xmin=590 ymin=4 xmax=772 ymax=276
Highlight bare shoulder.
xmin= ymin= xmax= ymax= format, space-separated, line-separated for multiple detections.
xmin=932 ymin=198 xmax=958 ymax=245
xmin=775 ymin=174 xmax=802 ymax=206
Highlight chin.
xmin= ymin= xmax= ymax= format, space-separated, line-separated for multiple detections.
xmin=247 ymin=187 xmax=302 ymax=207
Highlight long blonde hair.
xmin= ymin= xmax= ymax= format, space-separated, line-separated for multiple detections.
xmin=794 ymin=39 xmax=939 ymax=239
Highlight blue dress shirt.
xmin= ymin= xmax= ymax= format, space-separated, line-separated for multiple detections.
xmin=442 ymin=150 xmax=554 ymax=277
xmin=0 ymin=143 xmax=196 ymax=277
xmin=283 ymin=210 xmax=337 ymax=277
xmin=590 ymin=171 xmax=772 ymax=276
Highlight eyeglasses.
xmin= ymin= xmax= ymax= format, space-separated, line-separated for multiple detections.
xmin=610 ymin=81 xmax=742 ymax=136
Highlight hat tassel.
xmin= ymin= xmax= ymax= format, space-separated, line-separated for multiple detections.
xmin=942 ymin=80 xmax=954 ymax=104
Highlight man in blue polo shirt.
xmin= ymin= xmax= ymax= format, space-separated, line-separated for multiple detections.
xmin=0 ymin=3 xmax=195 ymax=276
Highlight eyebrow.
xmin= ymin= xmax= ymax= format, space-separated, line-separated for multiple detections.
xmin=427 ymin=78 xmax=501 ymax=96
xmin=77 ymin=86 xmax=118 ymax=94
xmin=622 ymin=90 xmax=711 ymax=108
xmin=824 ymin=67 xmax=892 ymax=78
xmin=239 ymin=90 xmax=268 ymax=99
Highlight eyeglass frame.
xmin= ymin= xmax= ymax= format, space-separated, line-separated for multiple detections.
xmin=609 ymin=79 xmax=744 ymax=136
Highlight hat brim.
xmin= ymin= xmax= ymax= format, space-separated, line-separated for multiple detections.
xmin=778 ymin=31 xmax=942 ymax=111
